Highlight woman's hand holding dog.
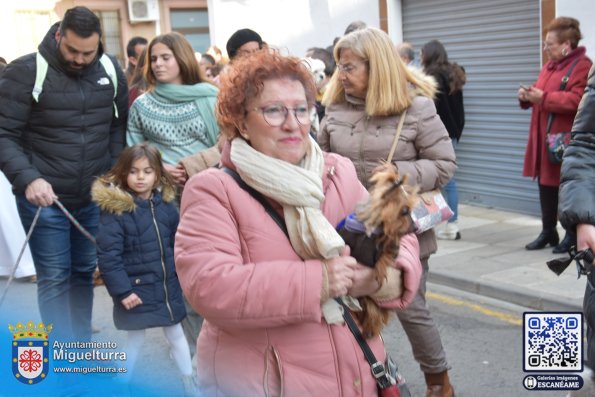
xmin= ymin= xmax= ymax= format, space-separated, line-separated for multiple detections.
xmin=324 ymin=247 xmax=381 ymax=298
xmin=324 ymin=247 xmax=357 ymax=298
xmin=348 ymin=264 xmax=381 ymax=297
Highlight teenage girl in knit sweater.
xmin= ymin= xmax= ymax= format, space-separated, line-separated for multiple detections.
xmin=126 ymin=32 xmax=220 ymax=187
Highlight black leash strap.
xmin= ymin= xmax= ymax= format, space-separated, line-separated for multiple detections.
xmin=335 ymin=298 xmax=393 ymax=389
xmin=222 ymin=167 xmax=289 ymax=238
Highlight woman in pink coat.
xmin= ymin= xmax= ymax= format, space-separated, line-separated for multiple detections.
xmin=519 ymin=17 xmax=591 ymax=253
xmin=174 ymin=50 xmax=422 ymax=396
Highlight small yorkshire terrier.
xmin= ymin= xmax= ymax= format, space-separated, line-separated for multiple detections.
xmin=338 ymin=165 xmax=418 ymax=337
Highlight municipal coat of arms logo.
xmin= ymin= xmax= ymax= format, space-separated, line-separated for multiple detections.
xmin=9 ymin=321 xmax=52 ymax=385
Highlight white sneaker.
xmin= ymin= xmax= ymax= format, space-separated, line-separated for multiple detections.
xmin=436 ymin=222 xmax=461 ymax=240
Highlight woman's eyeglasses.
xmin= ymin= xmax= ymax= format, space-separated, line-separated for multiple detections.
xmin=542 ymin=41 xmax=559 ymax=50
xmin=336 ymin=61 xmax=367 ymax=75
xmin=251 ymin=105 xmax=310 ymax=127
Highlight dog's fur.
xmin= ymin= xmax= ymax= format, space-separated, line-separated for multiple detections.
xmin=355 ymin=165 xmax=418 ymax=337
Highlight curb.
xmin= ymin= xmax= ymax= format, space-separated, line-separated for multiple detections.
xmin=428 ymin=270 xmax=583 ymax=312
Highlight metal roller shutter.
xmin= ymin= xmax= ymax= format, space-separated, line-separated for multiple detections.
xmin=402 ymin=0 xmax=541 ymax=215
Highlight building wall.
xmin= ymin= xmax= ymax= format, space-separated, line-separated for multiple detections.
xmin=0 ymin=1 xmax=60 ymax=63
xmin=396 ymin=0 xmax=595 ymax=216
xmin=1 ymin=0 xmax=381 ymax=64
xmin=206 ymin=0 xmax=380 ymax=58
xmin=557 ymin=0 xmax=595 ymax=57
xmin=401 ymin=0 xmax=543 ymax=215
xmin=4 ymin=1 xmax=594 ymax=64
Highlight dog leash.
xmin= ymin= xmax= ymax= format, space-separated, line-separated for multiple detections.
xmin=53 ymin=199 xmax=96 ymax=245
xmin=0 ymin=198 xmax=96 ymax=307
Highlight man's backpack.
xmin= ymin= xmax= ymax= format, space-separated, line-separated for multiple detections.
xmin=32 ymin=52 xmax=120 ymax=118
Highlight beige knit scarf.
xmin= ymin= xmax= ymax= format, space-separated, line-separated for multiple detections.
xmin=231 ymin=137 xmax=358 ymax=324
xmin=230 ymin=136 xmax=345 ymax=260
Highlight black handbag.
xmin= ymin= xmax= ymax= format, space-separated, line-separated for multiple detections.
xmin=545 ymin=59 xmax=580 ymax=164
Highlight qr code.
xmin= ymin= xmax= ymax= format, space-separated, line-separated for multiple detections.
xmin=523 ymin=312 xmax=582 ymax=371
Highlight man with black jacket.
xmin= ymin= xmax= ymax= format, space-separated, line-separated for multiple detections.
xmin=0 ymin=6 xmax=128 ymax=341
xmin=559 ymin=64 xmax=595 ymax=395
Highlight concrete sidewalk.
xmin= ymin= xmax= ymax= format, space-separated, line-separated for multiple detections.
xmin=429 ymin=204 xmax=586 ymax=312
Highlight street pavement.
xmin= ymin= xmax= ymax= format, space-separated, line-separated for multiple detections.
xmin=431 ymin=204 xmax=585 ymax=312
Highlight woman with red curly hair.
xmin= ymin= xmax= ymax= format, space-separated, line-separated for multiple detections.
xmin=174 ymin=50 xmax=422 ymax=396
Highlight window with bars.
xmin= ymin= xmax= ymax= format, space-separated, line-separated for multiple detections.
xmin=94 ymin=10 xmax=124 ymax=68
xmin=170 ymin=9 xmax=210 ymax=53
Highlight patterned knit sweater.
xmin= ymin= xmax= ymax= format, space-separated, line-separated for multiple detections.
xmin=127 ymin=90 xmax=218 ymax=165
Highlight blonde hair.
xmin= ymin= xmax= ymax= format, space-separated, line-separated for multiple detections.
xmin=322 ymin=27 xmax=435 ymax=116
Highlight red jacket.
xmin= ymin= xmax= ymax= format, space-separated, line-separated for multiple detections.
xmin=521 ymin=47 xmax=591 ymax=186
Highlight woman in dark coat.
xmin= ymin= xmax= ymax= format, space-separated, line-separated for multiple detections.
xmin=421 ymin=39 xmax=466 ymax=241
xmin=519 ymin=17 xmax=591 ymax=253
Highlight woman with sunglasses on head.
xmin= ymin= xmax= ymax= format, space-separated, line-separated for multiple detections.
xmin=519 ymin=17 xmax=591 ymax=254
xmin=319 ymin=27 xmax=456 ymax=397
xmin=174 ymin=49 xmax=422 ymax=396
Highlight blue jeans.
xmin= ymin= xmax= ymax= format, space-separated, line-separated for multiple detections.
xmin=16 ymin=196 xmax=98 ymax=341
xmin=443 ymin=140 xmax=459 ymax=223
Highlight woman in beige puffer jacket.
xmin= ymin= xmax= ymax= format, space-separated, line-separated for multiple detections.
xmin=318 ymin=27 xmax=457 ymax=397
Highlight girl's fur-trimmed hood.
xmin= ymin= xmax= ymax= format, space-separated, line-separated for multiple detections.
xmin=91 ymin=178 xmax=176 ymax=215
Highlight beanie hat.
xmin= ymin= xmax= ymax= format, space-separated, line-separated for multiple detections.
xmin=226 ymin=28 xmax=263 ymax=59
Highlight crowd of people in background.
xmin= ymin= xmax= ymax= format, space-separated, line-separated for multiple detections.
xmin=0 ymin=6 xmax=593 ymax=397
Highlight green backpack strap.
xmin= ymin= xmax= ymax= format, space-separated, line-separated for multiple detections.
xmin=99 ymin=54 xmax=119 ymax=118
xmin=32 ymin=53 xmax=49 ymax=103
xmin=32 ymin=52 xmax=119 ymax=118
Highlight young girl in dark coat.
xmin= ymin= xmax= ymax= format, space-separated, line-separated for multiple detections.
xmin=92 ymin=143 xmax=195 ymax=395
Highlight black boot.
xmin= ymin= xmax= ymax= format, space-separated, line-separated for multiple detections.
xmin=552 ymin=232 xmax=576 ymax=254
xmin=525 ymin=229 xmax=559 ymax=250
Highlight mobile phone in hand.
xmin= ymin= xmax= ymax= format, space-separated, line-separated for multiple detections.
xmin=519 ymin=83 xmax=531 ymax=90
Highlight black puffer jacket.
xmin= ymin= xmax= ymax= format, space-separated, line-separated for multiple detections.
xmin=0 ymin=23 xmax=128 ymax=209
xmin=559 ymin=63 xmax=595 ymax=371
xmin=559 ymin=64 xmax=595 ymax=230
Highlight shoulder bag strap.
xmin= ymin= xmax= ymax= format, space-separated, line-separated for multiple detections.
xmin=334 ymin=297 xmax=393 ymax=389
xmin=99 ymin=54 xmax=119 ymax=119
xmin=386 ymin=110 xmax=407 ymax=163
xmin=223 ymin=169 xmax=396 ymax=389
xmin=222 ymin=167 xmax=289 ymax=238
xmin=546 ymin=59 xmax=582 ymax=134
